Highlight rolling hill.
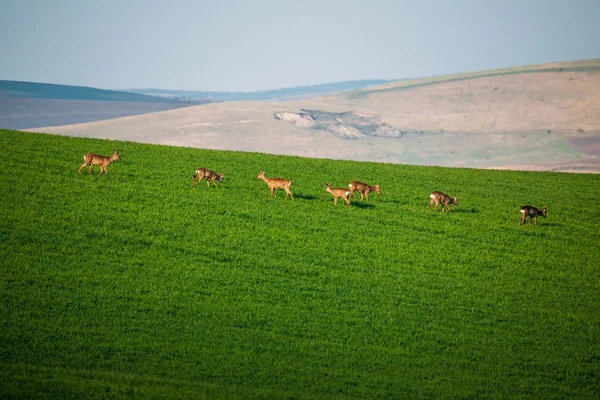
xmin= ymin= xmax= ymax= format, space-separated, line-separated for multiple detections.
xmin=27 ymin=59 xmax=600 ymax=172
xmin=126 ymin=79 xmax=396 ymax=102
xmin=0 ymin=80 xmax=195 ymax=129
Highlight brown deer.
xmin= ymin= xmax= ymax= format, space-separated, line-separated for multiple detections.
xmin=519 ymin=205 xmax=547 ymax=225
xmin=349 ymin=181 xmax=381 ymax=201
xmin=193 ymin=168 xmax=224 ymax=188
xmin=428 ymin=191 xmax=458 ymax=212
xmin=257 ymin=171 xmax=293 ymax=199
xmin=326 ymin=183 xmax=351 ymax=207
xmin=79 ymin=148 xmax=120 ymax=174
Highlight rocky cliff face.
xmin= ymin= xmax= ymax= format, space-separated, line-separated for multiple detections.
xmin=274 ymin=109 xmax=404 ymax=139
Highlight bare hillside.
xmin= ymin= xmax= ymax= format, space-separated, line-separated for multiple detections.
xmin=29 ymin=60 xmax=600 ymax=172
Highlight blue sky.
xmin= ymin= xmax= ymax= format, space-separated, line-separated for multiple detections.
xmin=1 ymin=0 xmax=599 ymax=91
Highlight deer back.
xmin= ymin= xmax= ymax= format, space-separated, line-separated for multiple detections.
xmin=258 ymin=171 xmax=290 ymax=188
xmin=86 ymin=148 xmax=120 ymax=166
xmin=521 ymin=205 xmax=547 ymax=218
xmin=327 ymin=183 xmax=350 ymax=197
xmin=197 ymin=168 xmax=223 ymax=181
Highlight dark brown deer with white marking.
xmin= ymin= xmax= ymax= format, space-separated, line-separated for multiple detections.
xmin=428 ymin=191 xmax=458 ymax=212
xmin=193 ymin=168 xmax=224 ymax=188
xmin=519 ymin=205 xmax=547 ymax=225
xmin=326 ymin=183 xmax=351 ymax=207
xmin=257 ymin=171 xmax=293 ymax=199
xmin=79 ymin=148 xmax=120 ymax=174
xmin=349 ymin=181 xmax=381 ymax=201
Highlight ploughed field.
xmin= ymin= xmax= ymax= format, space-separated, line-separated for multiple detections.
xmin=1 ymin=129 xmax=599 ymax=398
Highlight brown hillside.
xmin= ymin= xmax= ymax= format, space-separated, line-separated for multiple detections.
xmin=29 ymin=60 xmax=600 ymax=172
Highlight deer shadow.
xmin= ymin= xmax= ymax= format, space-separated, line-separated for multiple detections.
xmin=293 ymin=193 xmax=317 ymax=201
xmin=352 ymin=202 xmax=376 ymax=209
xmin=452 ymin=207 xmax=479 ymax=213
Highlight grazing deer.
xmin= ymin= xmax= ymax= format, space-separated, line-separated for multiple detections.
xmin=326 ymin=183 xmax=351 ymax=207
xmin=428 ymin=191 xmax=458 ymax=212
xmin=257 ymin=171 xmax=293 ymax=199
xmin=79 ymin=148 xmax=120 ymax=174
xmin=349 ymin=181 xmax=382 ymax=201
xmin=193 ymin=168 xmax=224 ymax=188
xmin=519 ymin=205 xmax=547 ymax=225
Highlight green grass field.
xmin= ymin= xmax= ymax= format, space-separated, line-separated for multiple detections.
xmin=1 ymin=129 xmax=599 ymax=398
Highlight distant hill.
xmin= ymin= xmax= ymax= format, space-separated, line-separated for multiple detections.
xmin=127 ymin=80 xmax=397 ymax=102
xmin=25 ymin=60 xmax=600 ymax=172
xmin=0 ymin=80 xmax=184 ymax=102
xmin=0 ymin=80 xmax=198 ymax=130
xmin=1 ymin=79 xmax=397 ymax=130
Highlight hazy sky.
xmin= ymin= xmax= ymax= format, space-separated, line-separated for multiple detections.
xmin=1 ymin=0 xmax=599 ymax=92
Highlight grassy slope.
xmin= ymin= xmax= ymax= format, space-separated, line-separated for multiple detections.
xmin=1 ymin=129 xmax=599 ymax=398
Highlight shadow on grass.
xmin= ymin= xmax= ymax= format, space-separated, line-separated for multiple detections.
xmin=352 ymin=202 xmax=376 ymax=209
xmin=451 ymin=207 xmax=479 ymax=213
xmin=381 ymin=199 xmax=401 ymax=205
xmin=293 ymin=193 xmax=317 ymax=201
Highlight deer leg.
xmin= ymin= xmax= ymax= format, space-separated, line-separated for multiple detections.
xmin=88 ymin=165 xmax=93 ymax=174
xmin=79 ymin=162 xmax=88 ymax=173
xmin=334 ymin=197 xmax=338 ymax=206
xmin=285 ymin=188 xmax=293 ymax=199
xmin=365 ymin=191 xmax=370 ymax=201
xmin=533 ymin=216 xmax=537 ymax=225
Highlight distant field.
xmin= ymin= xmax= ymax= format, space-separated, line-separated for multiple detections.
xmin=1 ymin=129 xmax=599 ymax=398
xmin=0 ymin=80 xmax=198 ymax=130
xmin=0 ymin=97 xmax=193 ymax=130
xmin=0 ymin=80 xmax=183 ymax=102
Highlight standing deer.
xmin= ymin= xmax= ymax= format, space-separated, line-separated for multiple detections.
xmin=79 ymin=148 xmax=120 ymax=174
xmin=428 ymin=191 xmax=458 ymax=212
xmin=326 ymin=183 xmax=351 ymax=207
xmin=257 ymin=171 xmax=293 ymax=199
xmin=193 ymin=168 xmax=224 ymax=188
xmin=349 ymin=181 xmax=382 ymax=201
xmin=519 ymin=205 xmax=547 ymax=225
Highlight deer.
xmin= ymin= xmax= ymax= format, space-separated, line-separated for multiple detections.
xmin=257 ymin=171 xmax=293 ymax=199
xmin=428 ymin=191 xmax=458 ymax=213
xmin=519 ymin=205 xmax=547 ymax=225
xmin=326 ymin=182 xmax=351 ymax=207
xmin=79 ymin=148 xmax=120 ymax=174
xmin=348 ymin=181 xmax=382 ymax=201
xmin=193 ymin=168 xmax=224 ymax=188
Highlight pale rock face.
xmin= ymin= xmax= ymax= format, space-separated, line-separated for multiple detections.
xmin=273 ymin=111 xmax=315 ymax=127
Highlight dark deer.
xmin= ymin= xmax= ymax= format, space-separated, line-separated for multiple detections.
xmin=193 ymin=168 xmax=224 ymax=188
xmin=349 ymin=181 xmax=382 ymax=201
xmin=428 ymin=191 xmax=458 ymax=212
xmin=519 ymin=205 xmax=547 ymax=225
xmin=79 ymin=148 xmax=120 ymax=174
xmin=326 ymin=183 xmax=351 ymax=207
xmin=257 ymin=171 xmax=293 ymax=199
